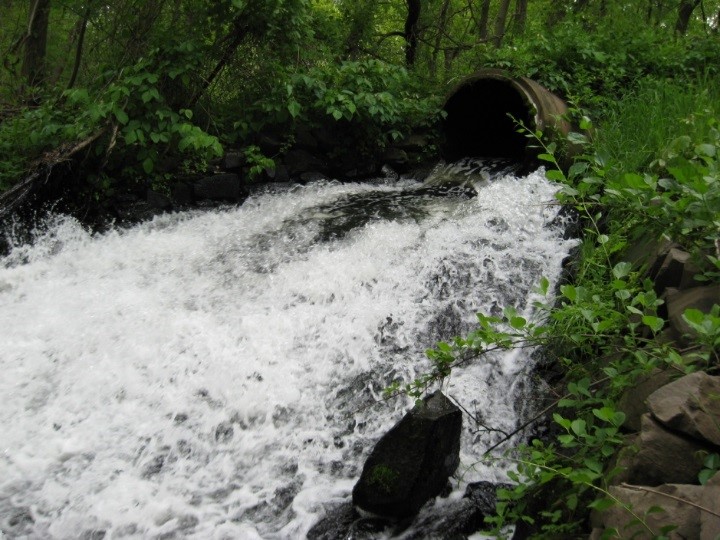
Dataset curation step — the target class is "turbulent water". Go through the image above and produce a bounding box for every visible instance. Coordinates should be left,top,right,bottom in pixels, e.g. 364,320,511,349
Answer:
0,161,575,539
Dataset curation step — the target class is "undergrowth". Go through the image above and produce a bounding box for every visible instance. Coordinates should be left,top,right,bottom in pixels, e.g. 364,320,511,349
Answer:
400,76,720,538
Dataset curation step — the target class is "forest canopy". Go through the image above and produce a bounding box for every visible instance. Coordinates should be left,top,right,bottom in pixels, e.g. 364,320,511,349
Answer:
0,0,719,198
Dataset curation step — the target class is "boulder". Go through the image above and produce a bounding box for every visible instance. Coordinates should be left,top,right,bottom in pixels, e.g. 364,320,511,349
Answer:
283,149,326,177
146,189,172,211
589,480,720,539
294,126,319,151
664,285,720,342
647,371,720,447
381,148,410,172
617,369,675,432
352,391,462,519
653,247,696,294
395,134,430,153
306,502,389,540
624,414,709,486
403,481,511,539
222,151,244,171
170,181,195,206
193,173,243,201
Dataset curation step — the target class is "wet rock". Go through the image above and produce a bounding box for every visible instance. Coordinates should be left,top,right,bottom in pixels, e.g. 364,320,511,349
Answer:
267,162,289,183
403,481,511,539
395,134,430,153
300,171,330,183
193,173,243,201
147,189,172,211
647,371,720,446
284,149,326,177
306,502,390,540
222,151,244,171
352,391,462,519
170,181,194,206
381,148,410,172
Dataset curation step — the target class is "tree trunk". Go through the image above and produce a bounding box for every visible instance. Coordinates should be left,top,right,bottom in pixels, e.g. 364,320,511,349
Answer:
21,0,51,88
493,0,512,47
430,0,451,79
478,0,491,40
512,0,528,36
188,18,247,108
67,7,90,90
676,0,701,34
404,0,421,67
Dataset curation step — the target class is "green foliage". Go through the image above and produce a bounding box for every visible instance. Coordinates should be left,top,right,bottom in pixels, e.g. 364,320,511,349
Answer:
0,40,223,197
243,59,442,154
699,453,720,485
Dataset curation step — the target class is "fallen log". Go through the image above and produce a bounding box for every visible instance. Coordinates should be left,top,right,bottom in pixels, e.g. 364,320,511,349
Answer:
0,126,107,219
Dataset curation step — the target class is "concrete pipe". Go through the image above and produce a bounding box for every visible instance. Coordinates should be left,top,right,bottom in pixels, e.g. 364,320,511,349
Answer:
441,69,572,167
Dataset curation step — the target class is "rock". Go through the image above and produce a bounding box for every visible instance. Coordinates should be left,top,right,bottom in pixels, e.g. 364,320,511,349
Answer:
352,391,462,519
222,151,244,171
589,481,720,540
624,414,709,486
402,481,511,539
300,172,330,183
647,371,720,447
266,162,289,183
653,247,701,294
395,134,430,153
294,126,318,151
283,149,326,177
170,181,195,206
664,285,720,342
621,238,676,276
306,502,389,540
193,173,243,201
146,189,172,211
381,148,410,171
257,133,284,155
617,369,675,432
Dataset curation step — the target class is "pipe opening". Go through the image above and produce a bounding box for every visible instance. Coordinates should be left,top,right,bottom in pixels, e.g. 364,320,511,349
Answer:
441,78,534,162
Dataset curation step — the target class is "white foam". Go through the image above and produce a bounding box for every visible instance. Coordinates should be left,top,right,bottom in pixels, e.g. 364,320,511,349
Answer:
0,172,575,538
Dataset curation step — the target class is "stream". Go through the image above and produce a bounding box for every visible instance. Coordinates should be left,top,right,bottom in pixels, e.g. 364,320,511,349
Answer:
0,160,576,539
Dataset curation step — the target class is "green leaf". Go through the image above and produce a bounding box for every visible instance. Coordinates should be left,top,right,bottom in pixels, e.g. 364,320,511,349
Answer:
142,157,154,174
545,169,565,181
538,153,556,163
683,308,705,326
642,315,664,333
699,468,716,485
612,262,632,279
510,316,527,330
113,108,129,125
288,100,301,118
588,497,616,511
571,419,586,436
695,143,716,157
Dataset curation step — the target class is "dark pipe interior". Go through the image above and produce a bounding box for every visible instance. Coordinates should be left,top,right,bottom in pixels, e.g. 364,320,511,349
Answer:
442,79,533,162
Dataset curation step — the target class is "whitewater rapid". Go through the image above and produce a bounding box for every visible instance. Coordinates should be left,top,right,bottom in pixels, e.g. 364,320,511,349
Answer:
0,169,574,538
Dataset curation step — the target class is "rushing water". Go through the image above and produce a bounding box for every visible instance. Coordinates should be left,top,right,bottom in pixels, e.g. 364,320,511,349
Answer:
0,162,575,539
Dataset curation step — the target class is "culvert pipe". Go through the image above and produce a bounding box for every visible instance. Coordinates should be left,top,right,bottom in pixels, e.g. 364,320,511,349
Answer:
441,69,572,166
